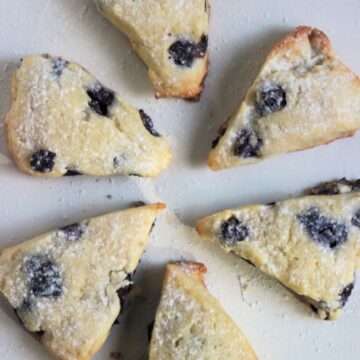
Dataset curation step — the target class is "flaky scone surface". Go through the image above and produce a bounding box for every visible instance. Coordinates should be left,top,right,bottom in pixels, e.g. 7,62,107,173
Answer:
5,55,172,178
93,0,210,99
149,261,258,360
210,26,360,170
196,181,360,320
0,203,165,360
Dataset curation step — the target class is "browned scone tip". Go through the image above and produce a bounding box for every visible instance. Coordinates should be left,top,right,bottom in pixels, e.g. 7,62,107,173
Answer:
169,261,208,284
269,26,333,59
152,202,167,211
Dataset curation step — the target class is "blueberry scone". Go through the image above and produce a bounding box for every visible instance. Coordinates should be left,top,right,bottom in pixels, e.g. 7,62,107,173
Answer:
149,262,258,360
0,203,165,360
209,26,360,170
92,0,210,100
5,55,172,178
196,180,360,320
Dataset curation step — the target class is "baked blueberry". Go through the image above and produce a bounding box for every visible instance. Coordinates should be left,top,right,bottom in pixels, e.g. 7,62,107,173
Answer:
195,35,208,58
351,180,360,193
256,85,287,116
87,84,115,117
19,298,33,312
169,35,208,67
220,216,249,245
351,209,360,228
308,178,360,195
25,256,63,298
233,129,262,158
58,223,85,242
0,204,163,359
169,39,196,67
339,282,354,307
297,207,347,249
52,58,69,77
30,149,56,173
117,273,133,312
139,110,160,137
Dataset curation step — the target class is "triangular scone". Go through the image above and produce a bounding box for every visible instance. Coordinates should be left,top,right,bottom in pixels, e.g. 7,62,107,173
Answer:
93,0,210,99
0,203,165,360
209,26,360,170
5,55,172,178
149,262,258,360
196,180,360,320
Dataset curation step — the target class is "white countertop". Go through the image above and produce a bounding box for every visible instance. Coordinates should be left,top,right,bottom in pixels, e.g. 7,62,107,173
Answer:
1,1,360,359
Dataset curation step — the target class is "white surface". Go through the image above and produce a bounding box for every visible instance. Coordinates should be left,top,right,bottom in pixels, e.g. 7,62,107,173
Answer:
1,0,360,359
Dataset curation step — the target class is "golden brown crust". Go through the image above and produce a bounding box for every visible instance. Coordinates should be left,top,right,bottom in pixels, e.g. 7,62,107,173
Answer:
150,261,259,359
0,203,166,360
168,261,207,285
196,194,359,320
195,219,210,240
268,26,333,60
94,0,210,100
208,131,356,171
5,55,172,178
208,26,360,171
154,54,210,100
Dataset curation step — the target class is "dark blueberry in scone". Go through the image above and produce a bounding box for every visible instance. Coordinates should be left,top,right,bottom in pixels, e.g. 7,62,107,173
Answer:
169,35,208,67
308,178,360,195
194,35,208,58
196,185,360,320
139,110,160,137
256,85,287,116
30,149,56,173
117,273,133,312
351,209,360,227
20,298,33,311
169,39,197,67
297,207,347,249
87,83,115,117
351,180,360,193
0,204,165,359
220,216,249,245
6,55,172,178
25,255,63,298
233,129,262,158
58,223,85,242
52,58,69,77
339,282,354,307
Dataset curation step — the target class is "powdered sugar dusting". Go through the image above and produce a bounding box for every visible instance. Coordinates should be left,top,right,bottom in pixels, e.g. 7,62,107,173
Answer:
0,205,161,359
6,55,171,177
